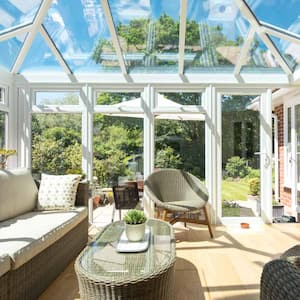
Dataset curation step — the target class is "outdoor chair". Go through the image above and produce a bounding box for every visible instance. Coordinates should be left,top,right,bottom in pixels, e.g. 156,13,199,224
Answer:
144,169,213,238
112,182,140,222
260,245,300,300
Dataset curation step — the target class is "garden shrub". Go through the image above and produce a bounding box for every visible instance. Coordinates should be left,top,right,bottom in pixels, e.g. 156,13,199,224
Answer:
249,178,260,195
246,167,260,179
225,156,249,178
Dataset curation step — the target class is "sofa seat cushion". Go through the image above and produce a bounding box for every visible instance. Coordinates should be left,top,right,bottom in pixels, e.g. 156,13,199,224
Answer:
0,254,11,277
0,207,87,269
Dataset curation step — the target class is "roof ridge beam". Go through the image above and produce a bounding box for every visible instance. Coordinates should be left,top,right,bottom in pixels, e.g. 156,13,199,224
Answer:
11,0,53,74
101,0,127,75
40,24,72,74
234,0,292,76
178,0,187,75
234,27,255,76
0,23,32,42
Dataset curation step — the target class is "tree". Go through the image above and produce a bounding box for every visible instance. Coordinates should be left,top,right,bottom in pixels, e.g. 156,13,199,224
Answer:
31,114,82,176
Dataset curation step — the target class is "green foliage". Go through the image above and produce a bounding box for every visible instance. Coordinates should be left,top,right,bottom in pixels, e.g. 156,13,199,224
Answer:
155,14,179,47
92,39,114,64
117,19,149,49
249,178,260,196
31,114,82,175
225,156,249,178
155,146,183,169
123,209,147,224
246,167,260,179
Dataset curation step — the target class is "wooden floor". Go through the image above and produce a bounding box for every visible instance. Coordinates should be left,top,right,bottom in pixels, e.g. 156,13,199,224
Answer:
39,221,300,300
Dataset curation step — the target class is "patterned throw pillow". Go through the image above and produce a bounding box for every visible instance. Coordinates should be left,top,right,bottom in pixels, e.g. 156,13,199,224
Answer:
37,174,81,210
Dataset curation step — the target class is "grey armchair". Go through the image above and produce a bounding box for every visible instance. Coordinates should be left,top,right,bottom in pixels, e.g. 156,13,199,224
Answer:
260,245,300,300
144,169,213,238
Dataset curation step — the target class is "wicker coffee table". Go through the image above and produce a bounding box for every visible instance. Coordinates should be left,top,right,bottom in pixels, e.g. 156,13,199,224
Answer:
75,219,176,300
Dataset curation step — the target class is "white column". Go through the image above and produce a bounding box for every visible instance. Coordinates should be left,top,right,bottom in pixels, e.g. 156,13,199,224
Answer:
260,89,273,223
7,77,18,168
143,85,155,217
81,85,94,224
81,85,93,181
17,85,31,168
204,85,219,224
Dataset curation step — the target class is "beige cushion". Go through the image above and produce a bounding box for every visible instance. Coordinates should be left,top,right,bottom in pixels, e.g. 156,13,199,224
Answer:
37,174,81,210
0,169,38,222
0,207,87,269
0,254,11,277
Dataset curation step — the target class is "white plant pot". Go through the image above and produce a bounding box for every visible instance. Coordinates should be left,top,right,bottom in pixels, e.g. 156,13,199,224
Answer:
125,223,146,242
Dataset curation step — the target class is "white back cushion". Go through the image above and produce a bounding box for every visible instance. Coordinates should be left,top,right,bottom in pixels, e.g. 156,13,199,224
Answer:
0,169,38,222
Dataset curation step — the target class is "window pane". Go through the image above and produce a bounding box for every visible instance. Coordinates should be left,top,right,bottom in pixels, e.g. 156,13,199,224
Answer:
31,114,82,176
95,92,140,105
222,95,260,217
245,0,300,34
0,87,4,104
185,0,249,71
21,32,62,73
35,91,80,105
154,119,205,179
93,113,143,188
109,0,180,73
44,0,121,73
0,33,27,71
0,111,6,148
0,1,42,33
158,92,202,105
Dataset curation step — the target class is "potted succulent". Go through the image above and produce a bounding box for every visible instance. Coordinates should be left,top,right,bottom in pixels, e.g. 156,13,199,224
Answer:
123,209,147,242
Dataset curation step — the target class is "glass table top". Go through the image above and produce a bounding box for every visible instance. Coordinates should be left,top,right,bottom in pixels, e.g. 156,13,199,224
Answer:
78,219,176,284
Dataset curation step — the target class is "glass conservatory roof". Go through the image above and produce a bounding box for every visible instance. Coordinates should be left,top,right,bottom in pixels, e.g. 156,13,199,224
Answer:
0,0,300,81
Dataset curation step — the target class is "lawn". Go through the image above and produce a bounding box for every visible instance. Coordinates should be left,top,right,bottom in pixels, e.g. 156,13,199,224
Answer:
222,180,249,201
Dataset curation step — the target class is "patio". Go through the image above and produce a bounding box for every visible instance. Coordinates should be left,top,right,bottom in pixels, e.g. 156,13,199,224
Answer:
38,204,300,300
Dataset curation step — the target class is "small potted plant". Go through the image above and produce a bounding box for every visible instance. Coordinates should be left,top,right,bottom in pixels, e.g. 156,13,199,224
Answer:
123,209,147,242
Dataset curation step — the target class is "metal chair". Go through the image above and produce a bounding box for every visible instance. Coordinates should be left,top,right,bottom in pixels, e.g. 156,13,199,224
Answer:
112,182,140,222
144,168,213,238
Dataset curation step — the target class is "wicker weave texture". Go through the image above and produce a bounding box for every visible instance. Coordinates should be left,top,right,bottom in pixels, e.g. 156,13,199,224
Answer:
260,258,300,300
75,219,176,300
144,169,208,212
77,263,174,300
6,217,88,300
0,273,8,300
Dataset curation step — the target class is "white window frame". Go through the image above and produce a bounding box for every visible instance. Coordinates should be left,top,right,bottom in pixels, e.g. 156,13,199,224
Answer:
30,87,85,171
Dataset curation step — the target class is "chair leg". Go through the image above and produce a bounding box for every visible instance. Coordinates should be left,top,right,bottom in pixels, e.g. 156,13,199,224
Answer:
111,204,115,223
183,212,187,227
119,209,122,220
162,209,167,221
203,206,213,238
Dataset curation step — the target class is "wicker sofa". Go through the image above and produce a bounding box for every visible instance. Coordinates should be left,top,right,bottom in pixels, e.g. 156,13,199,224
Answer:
0,169,89,300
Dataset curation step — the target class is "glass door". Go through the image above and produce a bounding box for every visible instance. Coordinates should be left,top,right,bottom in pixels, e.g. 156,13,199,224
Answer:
221,95,260,217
